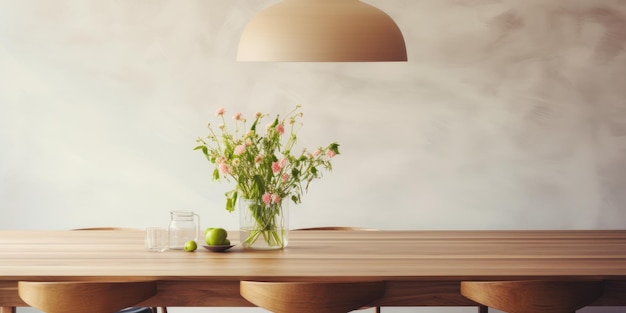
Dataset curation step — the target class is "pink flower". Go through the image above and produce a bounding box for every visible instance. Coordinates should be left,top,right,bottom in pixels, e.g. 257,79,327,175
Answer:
276,123,285,135
271,193,282,204
279,158,288,167
234,144,246,155
262,193,272,206
254,155,264,163
281,173,289,183
218,162,230,174
233,112,242,120
272,161,282,174
216,107,225,116
312,149,322,157
326,150,336,158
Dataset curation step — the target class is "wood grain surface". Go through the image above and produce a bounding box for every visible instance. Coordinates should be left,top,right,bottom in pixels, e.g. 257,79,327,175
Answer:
1,230,625,307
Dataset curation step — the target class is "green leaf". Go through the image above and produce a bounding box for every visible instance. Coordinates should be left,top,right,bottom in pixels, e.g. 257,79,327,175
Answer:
225,190,238,212
226,197,235,212
291,168,300,179
251,118,258,131
253,175,266,194
329,142,340,154
291,194,301,204
212,168,220,180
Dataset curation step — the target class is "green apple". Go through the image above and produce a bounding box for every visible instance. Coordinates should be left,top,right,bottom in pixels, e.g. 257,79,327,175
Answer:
204,227,214,237
184,240,197,252
205,228,228,246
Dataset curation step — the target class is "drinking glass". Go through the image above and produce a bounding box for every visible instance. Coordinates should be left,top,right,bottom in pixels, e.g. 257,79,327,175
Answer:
145,227,168,252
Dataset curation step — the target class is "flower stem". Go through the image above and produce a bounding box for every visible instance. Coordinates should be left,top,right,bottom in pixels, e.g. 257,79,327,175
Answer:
241,199,286,248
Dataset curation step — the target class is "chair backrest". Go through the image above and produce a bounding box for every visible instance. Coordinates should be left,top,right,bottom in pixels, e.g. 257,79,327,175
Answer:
460,280,604,313
18,281,157,313
240,281,385,313
73,227,136,231
292,226,382,313
294,226,377,231
69,227,165,313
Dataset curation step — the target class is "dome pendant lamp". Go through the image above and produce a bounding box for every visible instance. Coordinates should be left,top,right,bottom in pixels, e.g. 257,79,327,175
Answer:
237,0,407,62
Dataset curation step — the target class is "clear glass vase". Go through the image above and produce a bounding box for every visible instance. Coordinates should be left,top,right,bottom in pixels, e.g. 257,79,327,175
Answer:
238,197,289,250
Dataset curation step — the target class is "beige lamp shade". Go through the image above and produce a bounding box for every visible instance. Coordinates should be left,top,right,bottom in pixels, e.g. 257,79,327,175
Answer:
237,0,407,62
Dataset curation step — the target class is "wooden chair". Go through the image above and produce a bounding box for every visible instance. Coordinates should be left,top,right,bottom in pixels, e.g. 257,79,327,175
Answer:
73,227,136,231
294,226,378,231
294,226,381,312
18,281,157,313
241,281,385,313
294,227,488,313
72,227,166,313
460,280,604,313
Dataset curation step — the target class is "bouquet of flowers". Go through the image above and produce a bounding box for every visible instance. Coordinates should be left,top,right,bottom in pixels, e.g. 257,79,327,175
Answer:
195,105,339,248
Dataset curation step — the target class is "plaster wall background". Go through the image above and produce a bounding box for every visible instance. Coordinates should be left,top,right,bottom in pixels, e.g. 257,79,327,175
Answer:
1,1,625,312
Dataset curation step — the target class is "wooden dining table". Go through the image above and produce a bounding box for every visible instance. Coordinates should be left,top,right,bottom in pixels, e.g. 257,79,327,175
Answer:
1,229,626,310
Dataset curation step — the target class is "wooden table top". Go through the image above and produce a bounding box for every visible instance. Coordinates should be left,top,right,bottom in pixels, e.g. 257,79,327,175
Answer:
1,229,626,307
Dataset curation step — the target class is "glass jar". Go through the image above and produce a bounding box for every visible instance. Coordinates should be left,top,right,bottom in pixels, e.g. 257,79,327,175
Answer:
168,210,200,249
239,197,289,250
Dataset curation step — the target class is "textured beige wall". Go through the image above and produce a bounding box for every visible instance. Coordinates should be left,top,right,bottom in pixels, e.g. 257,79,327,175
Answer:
1,2,626,313
1,0,625,233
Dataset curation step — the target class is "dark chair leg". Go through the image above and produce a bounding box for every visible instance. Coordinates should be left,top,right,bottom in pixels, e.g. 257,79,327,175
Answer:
478,305,488,313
